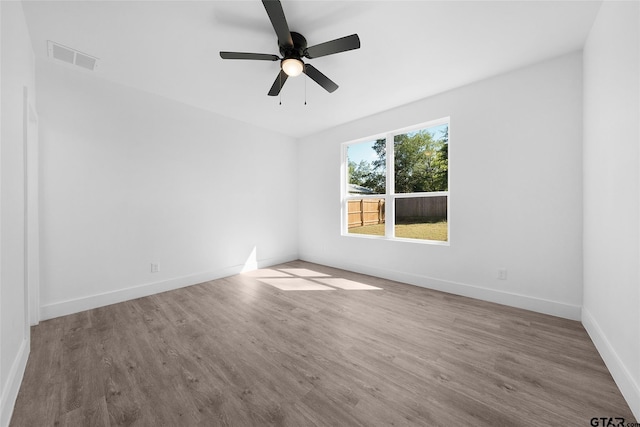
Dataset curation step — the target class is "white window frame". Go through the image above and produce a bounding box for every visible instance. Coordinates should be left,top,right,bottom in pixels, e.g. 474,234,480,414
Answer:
341,117,450,245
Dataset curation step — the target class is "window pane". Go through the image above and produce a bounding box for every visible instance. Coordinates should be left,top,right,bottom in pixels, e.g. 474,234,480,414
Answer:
395,196,448,241
346,140,386,195
348,198,385,236
393,124,448,194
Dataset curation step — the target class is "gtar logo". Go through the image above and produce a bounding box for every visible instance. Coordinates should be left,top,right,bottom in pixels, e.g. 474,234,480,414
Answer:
590,418,625,427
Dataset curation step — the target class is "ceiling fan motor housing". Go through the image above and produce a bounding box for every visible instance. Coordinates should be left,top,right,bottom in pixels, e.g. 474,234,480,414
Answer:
280,32,308,59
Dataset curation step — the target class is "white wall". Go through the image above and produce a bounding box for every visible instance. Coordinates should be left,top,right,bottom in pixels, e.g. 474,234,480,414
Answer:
37,60,298,319
0,2,35,426
582,0,640,419
298,53,584,320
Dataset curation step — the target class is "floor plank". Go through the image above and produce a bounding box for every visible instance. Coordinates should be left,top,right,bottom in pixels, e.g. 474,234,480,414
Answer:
10,260,636,426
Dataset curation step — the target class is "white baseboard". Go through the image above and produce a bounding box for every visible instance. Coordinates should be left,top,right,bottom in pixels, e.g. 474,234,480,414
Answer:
0,337,29,427
300,255,582,320
40,254,297,321
582,308,640,421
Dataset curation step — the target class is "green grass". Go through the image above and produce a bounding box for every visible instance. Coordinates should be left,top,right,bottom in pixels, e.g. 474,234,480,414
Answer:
349,219,448,241
348,224,386,237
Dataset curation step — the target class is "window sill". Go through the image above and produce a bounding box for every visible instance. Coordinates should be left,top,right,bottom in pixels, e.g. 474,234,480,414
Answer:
341,232,450,246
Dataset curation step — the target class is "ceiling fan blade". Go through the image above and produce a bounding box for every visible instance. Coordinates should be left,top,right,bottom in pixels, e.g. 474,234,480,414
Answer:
304,64,338,93
220,52,280,61
305,34,360,59
268,70,289,96
262,0,293,47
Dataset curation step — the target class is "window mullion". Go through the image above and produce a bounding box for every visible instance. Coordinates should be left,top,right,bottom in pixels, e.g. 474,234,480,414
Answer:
385,133,395,238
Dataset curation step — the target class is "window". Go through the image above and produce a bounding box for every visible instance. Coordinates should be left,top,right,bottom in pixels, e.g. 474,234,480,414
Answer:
343,118,449,243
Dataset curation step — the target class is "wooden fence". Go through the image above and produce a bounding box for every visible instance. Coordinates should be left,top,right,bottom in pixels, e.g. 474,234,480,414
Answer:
348,196,447,228
348,199,385,228
395,195,447,219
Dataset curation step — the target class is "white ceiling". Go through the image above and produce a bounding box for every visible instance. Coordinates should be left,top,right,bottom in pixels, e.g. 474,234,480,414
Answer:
22,0,602,138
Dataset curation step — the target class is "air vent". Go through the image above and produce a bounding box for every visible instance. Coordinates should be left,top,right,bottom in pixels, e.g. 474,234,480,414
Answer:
47,41,98,71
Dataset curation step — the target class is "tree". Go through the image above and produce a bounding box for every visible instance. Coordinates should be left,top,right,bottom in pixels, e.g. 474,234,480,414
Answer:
431,127,448,191
393,128,448,193
348,139,386,193
348,160,370,186
366,138,386,193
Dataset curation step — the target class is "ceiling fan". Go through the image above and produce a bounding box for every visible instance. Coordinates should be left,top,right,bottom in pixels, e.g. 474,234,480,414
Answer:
220,0,360,96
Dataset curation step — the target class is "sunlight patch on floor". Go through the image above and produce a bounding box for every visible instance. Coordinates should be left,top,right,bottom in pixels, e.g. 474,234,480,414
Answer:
314,278,382,290
242,269,292,278
258,278,335,291
278,268,330,277
248,267,384,292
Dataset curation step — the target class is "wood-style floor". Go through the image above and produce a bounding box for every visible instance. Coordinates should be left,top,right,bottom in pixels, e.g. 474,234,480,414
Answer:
11,261,636,426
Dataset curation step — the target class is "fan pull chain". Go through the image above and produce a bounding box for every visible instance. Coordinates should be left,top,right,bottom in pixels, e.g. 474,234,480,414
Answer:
279,72,282,105
304,74,307,105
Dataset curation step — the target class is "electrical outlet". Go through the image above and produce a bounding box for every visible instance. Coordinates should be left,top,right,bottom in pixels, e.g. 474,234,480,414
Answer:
498,268,507,280
151,263,159,273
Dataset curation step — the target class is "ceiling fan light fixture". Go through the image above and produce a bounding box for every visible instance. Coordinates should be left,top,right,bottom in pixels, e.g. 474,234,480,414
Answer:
282,58,304,77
